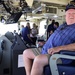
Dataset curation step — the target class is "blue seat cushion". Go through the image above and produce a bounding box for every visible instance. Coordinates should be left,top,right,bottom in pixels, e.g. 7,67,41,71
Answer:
58,65,75,75
44,65,51,75
44,64,75,75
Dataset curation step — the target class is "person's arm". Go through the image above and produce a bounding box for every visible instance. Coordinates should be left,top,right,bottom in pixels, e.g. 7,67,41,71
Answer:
48,43,75,55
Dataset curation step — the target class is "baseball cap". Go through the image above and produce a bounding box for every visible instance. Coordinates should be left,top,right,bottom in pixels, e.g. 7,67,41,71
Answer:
65,4,75,11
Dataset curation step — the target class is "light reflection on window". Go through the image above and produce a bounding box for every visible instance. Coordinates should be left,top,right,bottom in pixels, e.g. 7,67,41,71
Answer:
0,22,18,35
39,20,46,36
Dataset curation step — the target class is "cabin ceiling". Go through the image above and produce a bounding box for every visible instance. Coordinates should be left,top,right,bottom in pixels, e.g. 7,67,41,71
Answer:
0,0,72,22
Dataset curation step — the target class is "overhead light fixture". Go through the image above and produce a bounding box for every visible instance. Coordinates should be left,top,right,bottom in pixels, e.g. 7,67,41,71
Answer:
32,3,45,14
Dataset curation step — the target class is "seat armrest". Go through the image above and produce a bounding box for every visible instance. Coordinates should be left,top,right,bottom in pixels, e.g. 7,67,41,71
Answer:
59,50,75,56
49,54,75,75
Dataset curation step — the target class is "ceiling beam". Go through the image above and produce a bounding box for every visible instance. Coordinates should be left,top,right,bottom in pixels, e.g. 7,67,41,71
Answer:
26,0,34,7
34,0,71,5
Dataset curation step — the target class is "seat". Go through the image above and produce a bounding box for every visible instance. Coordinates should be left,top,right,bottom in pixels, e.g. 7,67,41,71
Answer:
0,35,13,75
48,51,75,75
11,33,36,75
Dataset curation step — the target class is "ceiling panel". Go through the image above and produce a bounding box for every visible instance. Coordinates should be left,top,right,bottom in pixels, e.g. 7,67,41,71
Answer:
34,0,71,5
0,0,73,23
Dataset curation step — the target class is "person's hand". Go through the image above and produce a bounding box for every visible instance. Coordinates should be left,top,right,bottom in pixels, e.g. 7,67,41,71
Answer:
38,42,45,47
48,46,62,55
50,30,53,35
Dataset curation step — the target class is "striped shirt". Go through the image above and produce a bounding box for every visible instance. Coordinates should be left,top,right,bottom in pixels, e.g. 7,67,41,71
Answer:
41,23,75,54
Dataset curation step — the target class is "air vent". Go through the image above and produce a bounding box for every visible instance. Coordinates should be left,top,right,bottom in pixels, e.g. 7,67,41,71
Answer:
45,6,57,14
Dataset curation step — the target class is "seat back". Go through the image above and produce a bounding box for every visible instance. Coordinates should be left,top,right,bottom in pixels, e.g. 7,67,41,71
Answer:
0,35,12,75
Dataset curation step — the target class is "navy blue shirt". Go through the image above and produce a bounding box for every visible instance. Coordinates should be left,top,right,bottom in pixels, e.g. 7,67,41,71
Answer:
41,23,75,64
22,26,30,40
47,24,55,32
22,26,33,44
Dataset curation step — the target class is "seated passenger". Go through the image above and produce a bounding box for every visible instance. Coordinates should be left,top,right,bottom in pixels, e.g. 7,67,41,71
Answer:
23,4,75,75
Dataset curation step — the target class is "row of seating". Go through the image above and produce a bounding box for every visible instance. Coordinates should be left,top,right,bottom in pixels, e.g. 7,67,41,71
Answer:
45,51,75,75
0,32,75,75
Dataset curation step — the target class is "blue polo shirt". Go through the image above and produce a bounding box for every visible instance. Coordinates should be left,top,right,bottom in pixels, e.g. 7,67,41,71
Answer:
41,23,75,64
22,26,32,44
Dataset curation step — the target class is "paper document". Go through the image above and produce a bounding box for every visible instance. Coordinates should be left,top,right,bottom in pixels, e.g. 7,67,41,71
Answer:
18,54,24,68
